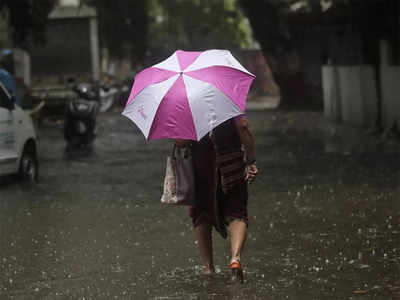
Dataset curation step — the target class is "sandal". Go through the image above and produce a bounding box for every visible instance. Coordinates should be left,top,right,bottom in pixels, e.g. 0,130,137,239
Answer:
230,261,244,283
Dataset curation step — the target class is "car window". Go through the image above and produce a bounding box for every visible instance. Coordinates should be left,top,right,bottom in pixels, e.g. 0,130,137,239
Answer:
0,82,12,108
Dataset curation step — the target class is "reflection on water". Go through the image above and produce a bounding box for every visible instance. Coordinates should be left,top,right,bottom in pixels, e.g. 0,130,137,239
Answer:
0,111,399,299
154,265,275,300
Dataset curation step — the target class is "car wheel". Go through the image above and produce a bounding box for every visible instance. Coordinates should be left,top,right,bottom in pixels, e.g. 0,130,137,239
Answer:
19,146,39,182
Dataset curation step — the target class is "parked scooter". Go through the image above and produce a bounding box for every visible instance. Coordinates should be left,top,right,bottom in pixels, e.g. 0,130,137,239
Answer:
64,83,99,152
99,84,118,112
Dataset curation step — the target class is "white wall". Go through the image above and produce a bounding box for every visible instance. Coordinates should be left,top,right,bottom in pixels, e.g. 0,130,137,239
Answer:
380,40,400,131
59,0,79,6
381,66,400,130
361,68,379,128
322,65,378,128
13,48,30,86
323,40,399,131
322,66,341,122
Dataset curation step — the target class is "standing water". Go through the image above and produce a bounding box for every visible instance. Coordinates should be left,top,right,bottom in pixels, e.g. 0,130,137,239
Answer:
0,110,399,299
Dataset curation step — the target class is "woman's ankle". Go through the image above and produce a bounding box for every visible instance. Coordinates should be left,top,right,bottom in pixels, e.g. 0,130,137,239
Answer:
204,265,215,274
230,257,241,265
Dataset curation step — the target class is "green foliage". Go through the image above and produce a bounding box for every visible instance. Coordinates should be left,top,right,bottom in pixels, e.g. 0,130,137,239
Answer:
239,0,393,58
239,0,289,57
86,0,148,61
148,0,252,58
0,0,55,49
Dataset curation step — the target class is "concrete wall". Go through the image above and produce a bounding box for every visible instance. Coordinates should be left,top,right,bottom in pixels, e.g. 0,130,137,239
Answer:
30,5,99,86
30,18,92,85
380,40,400,130
381,66,400,130
13,49,31,86
322,66,341,122
322,65,378,128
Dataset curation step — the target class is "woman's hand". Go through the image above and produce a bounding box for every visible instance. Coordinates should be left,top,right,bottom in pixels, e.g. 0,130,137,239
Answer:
245,163,258,183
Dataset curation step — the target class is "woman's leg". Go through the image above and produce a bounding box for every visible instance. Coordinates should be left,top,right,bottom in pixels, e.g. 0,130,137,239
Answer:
228,219,247,283
194,221,215,273
229,219,247,263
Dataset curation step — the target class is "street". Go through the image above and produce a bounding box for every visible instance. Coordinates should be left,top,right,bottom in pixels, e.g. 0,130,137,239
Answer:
0,109,399,300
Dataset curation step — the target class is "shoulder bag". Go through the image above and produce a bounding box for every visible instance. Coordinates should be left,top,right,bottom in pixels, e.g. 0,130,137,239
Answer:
160,144,195,205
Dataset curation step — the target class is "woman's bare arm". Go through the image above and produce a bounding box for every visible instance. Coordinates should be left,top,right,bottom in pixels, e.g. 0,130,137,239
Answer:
234,116,258,183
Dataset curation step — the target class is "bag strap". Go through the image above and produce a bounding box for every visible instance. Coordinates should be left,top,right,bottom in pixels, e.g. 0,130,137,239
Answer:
172,142,192,159
172,143,177,159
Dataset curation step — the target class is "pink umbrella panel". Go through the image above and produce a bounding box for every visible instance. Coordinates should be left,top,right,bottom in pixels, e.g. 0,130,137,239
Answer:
122,49,255,141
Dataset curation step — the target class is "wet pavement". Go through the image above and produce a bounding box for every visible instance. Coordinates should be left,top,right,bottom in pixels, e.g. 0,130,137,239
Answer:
0,109,399,300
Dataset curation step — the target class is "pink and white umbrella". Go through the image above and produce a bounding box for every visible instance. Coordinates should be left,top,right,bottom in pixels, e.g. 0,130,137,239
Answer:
122,49,255,141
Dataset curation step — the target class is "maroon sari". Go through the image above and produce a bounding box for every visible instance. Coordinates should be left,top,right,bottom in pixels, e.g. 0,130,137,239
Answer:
189,118,248,238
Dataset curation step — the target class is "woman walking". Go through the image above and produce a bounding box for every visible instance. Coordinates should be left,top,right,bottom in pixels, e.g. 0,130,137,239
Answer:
175,115,257,283
121,49,257,282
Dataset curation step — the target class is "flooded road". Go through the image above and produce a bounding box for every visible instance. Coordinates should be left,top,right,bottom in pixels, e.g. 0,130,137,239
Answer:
0,110,399,299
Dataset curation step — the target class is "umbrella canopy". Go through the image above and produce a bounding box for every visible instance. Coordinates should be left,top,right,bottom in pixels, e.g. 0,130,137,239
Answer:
122,49,255,141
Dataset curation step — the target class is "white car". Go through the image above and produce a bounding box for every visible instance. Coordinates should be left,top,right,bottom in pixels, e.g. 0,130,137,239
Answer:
0,82,38,181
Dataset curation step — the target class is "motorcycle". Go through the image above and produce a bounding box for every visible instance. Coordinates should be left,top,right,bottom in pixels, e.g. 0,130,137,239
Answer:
99,84,119,113
64,83,99,151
